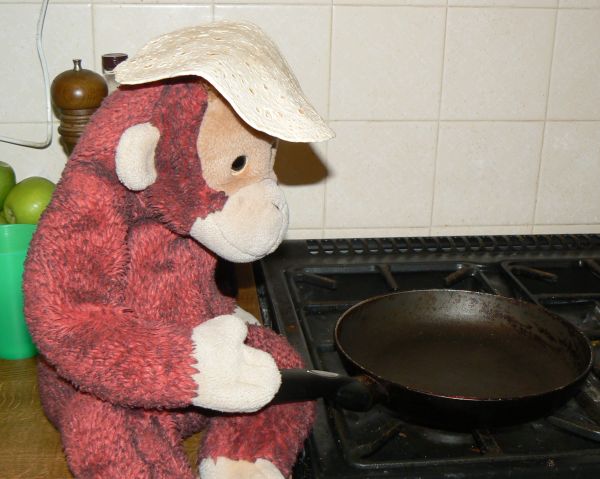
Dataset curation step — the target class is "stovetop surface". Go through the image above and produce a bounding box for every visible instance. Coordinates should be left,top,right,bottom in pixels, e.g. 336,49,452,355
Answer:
255,235,600,478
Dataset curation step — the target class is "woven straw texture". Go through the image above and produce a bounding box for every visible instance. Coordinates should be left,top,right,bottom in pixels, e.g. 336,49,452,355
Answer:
115,21,334,143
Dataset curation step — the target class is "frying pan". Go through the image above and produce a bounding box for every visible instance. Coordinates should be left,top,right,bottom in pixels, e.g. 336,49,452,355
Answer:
273,290,593,429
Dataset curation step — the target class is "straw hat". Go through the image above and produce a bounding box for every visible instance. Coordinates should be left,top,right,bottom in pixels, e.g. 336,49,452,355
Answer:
115,21,334,143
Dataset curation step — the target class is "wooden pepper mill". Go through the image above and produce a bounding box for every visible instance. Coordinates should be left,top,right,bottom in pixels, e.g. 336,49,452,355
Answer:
51,59,108,155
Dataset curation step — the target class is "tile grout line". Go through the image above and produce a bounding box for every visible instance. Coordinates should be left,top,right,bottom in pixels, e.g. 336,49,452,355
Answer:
321,0,334,238
91,3,97,72
531,5,559,231
428,4,449,236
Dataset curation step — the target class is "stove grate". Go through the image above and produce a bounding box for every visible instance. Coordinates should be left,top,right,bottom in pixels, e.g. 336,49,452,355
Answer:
306,235,600,256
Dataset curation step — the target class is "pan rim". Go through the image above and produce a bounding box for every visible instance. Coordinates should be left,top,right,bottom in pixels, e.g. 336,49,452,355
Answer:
334,288,593,403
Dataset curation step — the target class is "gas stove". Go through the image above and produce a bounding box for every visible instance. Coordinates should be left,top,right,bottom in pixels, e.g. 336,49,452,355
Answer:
255,235,600,478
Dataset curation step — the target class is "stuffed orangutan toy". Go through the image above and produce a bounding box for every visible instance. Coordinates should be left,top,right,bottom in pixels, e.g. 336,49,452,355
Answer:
23,22,333,479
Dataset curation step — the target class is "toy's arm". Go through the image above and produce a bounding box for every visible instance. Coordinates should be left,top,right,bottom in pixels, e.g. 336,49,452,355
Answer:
24,164,279,411
24,165,198,408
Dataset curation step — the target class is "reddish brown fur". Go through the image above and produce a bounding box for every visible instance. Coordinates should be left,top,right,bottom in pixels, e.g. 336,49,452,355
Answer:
23,78,315,478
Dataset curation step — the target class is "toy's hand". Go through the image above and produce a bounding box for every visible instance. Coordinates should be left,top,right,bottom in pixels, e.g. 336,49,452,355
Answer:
191,315,280,413
200,457,284,479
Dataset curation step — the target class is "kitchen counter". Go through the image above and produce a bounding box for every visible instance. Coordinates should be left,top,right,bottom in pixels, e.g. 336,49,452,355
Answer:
0,264,260,479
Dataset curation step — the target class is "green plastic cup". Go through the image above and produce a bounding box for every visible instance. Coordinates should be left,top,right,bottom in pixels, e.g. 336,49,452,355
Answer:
0,224,37,359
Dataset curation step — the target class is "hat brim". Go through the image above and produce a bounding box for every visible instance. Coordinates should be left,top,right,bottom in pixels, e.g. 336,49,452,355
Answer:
115,21,334,143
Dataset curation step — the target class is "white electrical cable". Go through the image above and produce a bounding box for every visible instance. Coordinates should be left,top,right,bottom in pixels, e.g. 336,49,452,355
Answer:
0,0,52,149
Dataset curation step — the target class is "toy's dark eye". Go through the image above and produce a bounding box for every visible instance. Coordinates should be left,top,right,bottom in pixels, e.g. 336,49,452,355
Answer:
231,155,247,173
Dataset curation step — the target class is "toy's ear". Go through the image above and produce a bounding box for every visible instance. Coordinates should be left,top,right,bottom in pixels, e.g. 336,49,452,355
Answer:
115,122,160,191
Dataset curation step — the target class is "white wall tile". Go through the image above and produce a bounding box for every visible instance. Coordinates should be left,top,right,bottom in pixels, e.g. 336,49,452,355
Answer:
0,0,90,3
441,8,555,120
275,141,328,230
449,0,557,6
214,5,331,119
0,123,68,183
547,10,600,120
533,224,600,234
559,0,600,7
330,6,446,120
220,0,328,4
0,3,41,123
535,122,600,224
1,1,599,235
0,3,93,123
433,122,544,226
99,0,208,3
325,121,437,228
431,225,533,236
93,4,212,70
323,227,431,238
334,0,445,5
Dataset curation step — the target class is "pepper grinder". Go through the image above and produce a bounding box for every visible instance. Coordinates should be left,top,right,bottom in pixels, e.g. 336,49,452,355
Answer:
51,59,108,155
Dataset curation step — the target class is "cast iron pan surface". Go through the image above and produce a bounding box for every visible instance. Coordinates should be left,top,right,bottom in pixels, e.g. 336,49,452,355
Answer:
333,290,593,428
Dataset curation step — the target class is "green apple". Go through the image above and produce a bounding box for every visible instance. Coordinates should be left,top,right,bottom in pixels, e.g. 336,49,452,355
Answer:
0,211,7,224
0,161,16,210
3,176,55,224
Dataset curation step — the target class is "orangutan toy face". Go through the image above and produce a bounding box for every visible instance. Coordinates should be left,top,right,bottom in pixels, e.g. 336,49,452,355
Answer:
190,91,288,262
114,82,288,263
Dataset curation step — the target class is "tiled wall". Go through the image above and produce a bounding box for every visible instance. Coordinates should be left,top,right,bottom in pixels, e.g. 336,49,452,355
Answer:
1,0,599,240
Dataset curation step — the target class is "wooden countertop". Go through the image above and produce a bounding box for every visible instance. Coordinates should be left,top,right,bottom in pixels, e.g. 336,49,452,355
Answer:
0,264,260,479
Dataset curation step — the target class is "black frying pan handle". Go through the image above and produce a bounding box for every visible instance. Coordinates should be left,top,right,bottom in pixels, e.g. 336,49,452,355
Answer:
272,369,386,411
